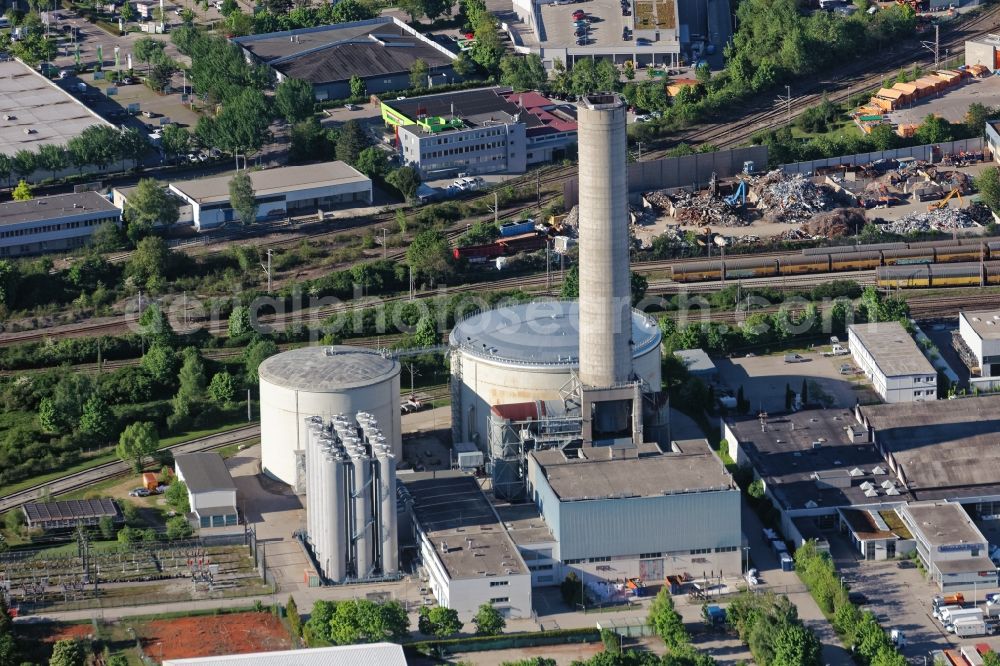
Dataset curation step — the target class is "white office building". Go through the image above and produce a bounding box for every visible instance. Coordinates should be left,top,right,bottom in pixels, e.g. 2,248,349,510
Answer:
958,310,1000,390
898,501,997,591
0,192,120,257
848,322,937,403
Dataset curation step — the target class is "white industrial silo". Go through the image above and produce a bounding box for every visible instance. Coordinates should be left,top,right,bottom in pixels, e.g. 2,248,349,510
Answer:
376,448,398,574
258,346,401,486
350,446,373,578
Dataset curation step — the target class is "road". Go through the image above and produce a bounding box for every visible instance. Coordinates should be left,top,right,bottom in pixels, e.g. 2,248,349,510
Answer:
0,424,260,514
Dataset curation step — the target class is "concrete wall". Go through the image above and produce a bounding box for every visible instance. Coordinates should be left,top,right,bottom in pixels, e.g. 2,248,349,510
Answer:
259,376,401,486
966,40,997,70
563,146,767,208
782,138,986,175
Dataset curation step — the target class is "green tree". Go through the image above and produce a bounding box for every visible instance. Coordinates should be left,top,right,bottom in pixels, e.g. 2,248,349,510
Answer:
327,599,409,644
172,347,206,423
134,36,166,76
407,230,452,286
228,304,254,339
409,58,429,89
244,337,279,383
982,651,1000,666
37,144,67,179
161,125,192,162
126,236,172,291
452,53,476,78
499,53,547,90
418,606,462,638
125,179,179,240
304,600,336,644
117,421,160,472
398,0,424,21
79,394,115,443
470,16,503,72
141,343,179,386
228,171,258,225
966,102,993,137
771,622,821,666
107,656,129,666
49,639,85,666
411,316,438,347
11,179,31,201
355,146,389,180
350,75,367,98
386,166,421,199
98,515,116,540
623,60,635,81
0,153,12,188
12,149,35,180
647,588,688,650
977,167,1000,213
209,371,238,405
275,78,315,123
166,515,193,539
139,303,176,348
335,120,369,165
561,263,579,298
287,595,302,638
165,480,190,513
120,1,135,22
473,602,506,635
214,88,272,160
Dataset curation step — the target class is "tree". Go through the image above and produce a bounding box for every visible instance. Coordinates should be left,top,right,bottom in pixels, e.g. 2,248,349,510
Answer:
79,394,114,443
228,171,258,225
98,515,116,540
214,88,272,161
244,337,279,383
386,166,421,199
409,58,429,89
117,421,160,472
623,60,635,81
134,36,166,76
771,622,821,666
411,316,438,347
983,651,1000,666
141,343,179,386
336,120,369,165
350,75,366,98
0,153,11,188
914,114,954,145
139,303,176,347
12,150,35,181
473,602,506,635
418,606,462,638
398,0,424,21
208,371,238,405
647,588,688,650
120,1,135,22
228,304,254,339
124,179,179,240
220,0,238,14
287,595,302,638
354,146,389,180
977,167,1000,213
275,78,315,123
470,16,503,72
966,102,993,137
166,515,193,539
11,180,31,201
407,230,452,286
127,236,172,291
561,263,579,298
49,639,86,666
165,480,190,513
327,599,409,644
172,347,206,423
499,54,547,91
37,144,67,179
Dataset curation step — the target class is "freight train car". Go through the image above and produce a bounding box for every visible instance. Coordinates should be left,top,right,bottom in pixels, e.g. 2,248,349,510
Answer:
724,257,778,280
453,231,546,262
671,260,724,282
778,254,831,274
829,250,882,271
876,264,931,288
881,247,935,266
876,261,1000,288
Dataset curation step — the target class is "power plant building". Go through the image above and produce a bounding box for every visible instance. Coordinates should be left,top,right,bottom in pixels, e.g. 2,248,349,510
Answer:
258,346,401,488
304,412,398,583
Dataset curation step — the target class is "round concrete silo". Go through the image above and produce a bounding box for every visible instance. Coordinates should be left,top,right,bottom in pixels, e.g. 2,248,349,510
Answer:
258,345,401,486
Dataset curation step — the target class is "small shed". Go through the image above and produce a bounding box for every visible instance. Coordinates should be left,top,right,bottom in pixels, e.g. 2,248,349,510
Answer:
174,452,238,529
141,472,158,491
23,499,123,530
674,349,717,380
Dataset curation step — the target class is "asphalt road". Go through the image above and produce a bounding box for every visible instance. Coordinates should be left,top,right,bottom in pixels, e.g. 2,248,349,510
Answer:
0,423,260,514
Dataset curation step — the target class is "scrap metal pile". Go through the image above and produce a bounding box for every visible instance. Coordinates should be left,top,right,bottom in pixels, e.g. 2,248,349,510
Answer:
662,190,748,227
880,208,980,234
750,170,836,223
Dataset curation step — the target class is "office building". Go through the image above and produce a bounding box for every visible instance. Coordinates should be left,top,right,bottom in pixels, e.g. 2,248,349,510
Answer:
848,322,937,402
0,191,121,257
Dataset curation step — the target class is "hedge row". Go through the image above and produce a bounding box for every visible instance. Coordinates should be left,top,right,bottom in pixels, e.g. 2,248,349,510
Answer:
407,627,601,654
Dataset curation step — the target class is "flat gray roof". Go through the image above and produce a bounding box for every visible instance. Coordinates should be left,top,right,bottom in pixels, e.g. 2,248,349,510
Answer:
0,191,118,227
727,409,904,511
961,310,1000,340
935,556,996,574
175,452,236,494
170,162,370,205
530,439,733,502
402,471,528,579
849,322,935,377
495,503,554,546
233,18,453,85
0,60,111,155
258,345,400,391
900,501,986,548
859,396,1000,499
449,301,661,368
675,348,716,374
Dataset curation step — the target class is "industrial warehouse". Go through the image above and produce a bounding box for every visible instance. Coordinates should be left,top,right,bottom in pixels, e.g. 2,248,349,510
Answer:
0,191,121,257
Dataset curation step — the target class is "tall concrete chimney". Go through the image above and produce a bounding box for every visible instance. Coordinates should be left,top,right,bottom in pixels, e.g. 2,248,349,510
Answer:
576,93,632,388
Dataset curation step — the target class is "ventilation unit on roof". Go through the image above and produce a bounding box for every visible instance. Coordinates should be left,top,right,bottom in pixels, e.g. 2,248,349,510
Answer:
849,467,864,477
864,488,879,498
886,487,900,496
860,481,874,491
805,500,819,509
881,480,895,490
872,465,886,475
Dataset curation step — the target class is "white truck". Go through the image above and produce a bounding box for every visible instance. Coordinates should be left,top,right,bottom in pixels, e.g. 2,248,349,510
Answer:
953,617,989,638
933,604,961,620
943,607,984,628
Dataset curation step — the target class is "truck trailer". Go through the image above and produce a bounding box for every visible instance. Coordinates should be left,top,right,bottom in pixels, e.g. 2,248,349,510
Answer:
953,618,989,638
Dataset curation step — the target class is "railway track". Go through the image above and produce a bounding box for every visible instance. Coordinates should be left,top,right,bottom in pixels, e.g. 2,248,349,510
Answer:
0,424,261,514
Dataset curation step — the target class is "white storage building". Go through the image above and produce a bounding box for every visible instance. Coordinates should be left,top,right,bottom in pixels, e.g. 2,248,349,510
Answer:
173,452,239,529
258,346,401,488
169,162,372,230
959,310,1000,389
0,192,121,257
848,322,937,403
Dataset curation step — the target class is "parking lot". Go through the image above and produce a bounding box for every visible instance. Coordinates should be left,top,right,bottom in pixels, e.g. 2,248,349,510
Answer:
537,0,629,48
714,348,878,413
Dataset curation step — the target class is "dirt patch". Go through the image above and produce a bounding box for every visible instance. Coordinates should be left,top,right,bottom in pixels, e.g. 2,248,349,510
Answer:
18,622,96,644
136,612,291,661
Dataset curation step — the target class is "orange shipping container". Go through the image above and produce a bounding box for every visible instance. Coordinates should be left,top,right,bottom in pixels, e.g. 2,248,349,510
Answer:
913,77,940,97
995,50,1000,71
933,70,961,86
142,472,158,490
893,81,917,96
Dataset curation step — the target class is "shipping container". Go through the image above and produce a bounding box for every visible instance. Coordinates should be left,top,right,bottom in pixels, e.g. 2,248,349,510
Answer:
499,219,536,238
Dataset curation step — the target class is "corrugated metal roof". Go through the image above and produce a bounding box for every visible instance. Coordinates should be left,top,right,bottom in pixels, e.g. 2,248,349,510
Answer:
175,452,236,494
163,643,406,666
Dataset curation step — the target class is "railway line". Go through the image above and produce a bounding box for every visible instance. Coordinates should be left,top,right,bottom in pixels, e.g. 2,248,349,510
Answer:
0,424,261,514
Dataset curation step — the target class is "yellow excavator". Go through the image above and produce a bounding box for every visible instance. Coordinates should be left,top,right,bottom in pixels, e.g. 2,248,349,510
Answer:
927,187,963,212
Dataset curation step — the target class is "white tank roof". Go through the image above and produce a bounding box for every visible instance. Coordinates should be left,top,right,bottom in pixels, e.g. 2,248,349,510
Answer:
258,345,400,391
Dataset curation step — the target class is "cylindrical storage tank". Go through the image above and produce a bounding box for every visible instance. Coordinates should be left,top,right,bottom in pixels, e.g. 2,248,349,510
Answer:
317,446,332,574
576,93,632,387
377,452,398,575
259,346,401,485
321,452,349,582
449,301,661,446
351,452,373,578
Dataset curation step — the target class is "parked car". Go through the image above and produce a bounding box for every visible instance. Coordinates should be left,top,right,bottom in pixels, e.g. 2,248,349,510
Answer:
575,28,587,36
128,488,150,497
344,103,360,111
636,37,651,45
634,114,651,122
